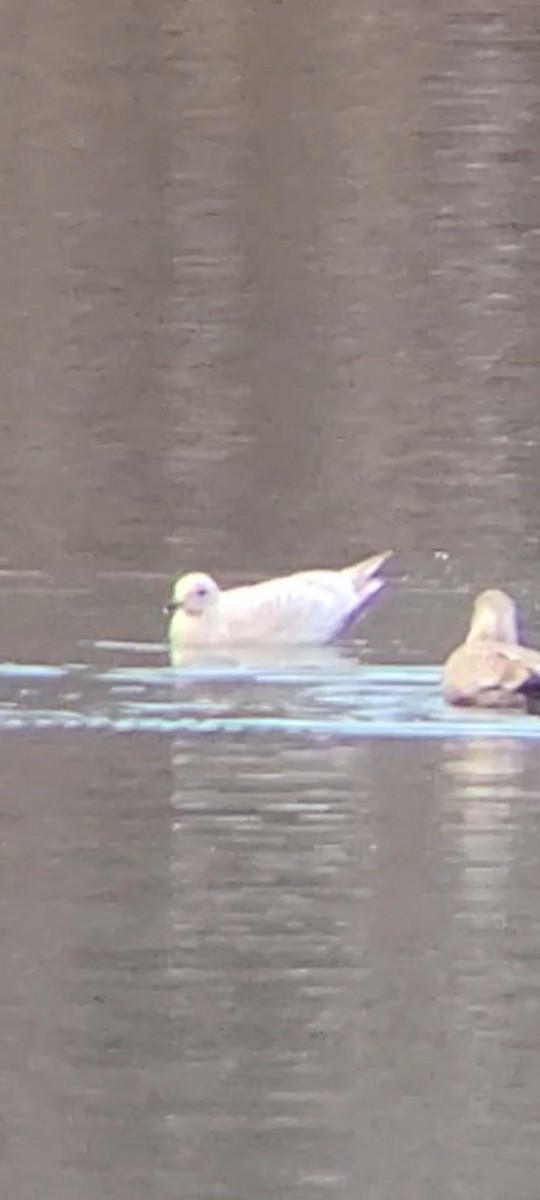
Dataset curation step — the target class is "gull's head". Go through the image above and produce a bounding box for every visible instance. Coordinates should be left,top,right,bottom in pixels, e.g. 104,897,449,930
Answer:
165,572,220,619
467,589,519,644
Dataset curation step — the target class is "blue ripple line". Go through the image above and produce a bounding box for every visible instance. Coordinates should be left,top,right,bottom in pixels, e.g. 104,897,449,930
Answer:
0,663,67,679
1,710,540,740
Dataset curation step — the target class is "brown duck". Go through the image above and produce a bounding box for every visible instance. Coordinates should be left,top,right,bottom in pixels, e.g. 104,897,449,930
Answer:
442,589,540,710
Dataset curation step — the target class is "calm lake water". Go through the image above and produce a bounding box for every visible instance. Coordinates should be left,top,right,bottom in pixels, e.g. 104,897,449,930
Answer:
1,0,540,1197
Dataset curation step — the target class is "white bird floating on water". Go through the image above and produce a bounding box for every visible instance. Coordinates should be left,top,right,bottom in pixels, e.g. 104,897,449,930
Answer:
165,551,392,664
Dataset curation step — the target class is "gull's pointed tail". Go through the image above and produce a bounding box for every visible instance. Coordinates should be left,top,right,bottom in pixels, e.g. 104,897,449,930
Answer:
342,550,393,595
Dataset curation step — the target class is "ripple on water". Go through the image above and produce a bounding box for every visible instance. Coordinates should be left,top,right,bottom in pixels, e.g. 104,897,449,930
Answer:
0,658,539,740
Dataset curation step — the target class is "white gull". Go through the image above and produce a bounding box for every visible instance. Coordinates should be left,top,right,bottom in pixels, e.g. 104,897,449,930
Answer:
166,551,392,664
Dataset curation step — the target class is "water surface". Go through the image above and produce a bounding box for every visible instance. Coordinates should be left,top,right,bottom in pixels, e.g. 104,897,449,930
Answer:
2,0,540,1196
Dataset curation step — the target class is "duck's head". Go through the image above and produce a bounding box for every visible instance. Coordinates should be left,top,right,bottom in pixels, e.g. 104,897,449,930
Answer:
467,589,519,644
165,572,220,619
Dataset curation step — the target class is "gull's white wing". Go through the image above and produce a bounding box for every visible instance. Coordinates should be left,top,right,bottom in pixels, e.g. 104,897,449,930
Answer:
218,570,384,644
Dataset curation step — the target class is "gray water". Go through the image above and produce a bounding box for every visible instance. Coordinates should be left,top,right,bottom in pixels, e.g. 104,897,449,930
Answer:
1,0,540,1197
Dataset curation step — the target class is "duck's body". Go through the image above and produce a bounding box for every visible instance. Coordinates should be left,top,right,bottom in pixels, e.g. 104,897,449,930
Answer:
166,552,391,663
442,589,540,710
